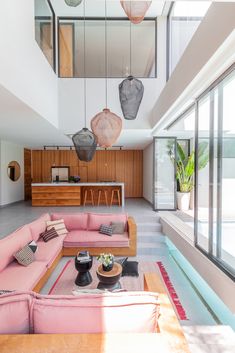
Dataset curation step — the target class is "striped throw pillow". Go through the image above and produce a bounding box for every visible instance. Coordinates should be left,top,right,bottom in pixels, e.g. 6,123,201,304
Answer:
14,245,35,266
99,224,113,236
46,219,68,236
41,227,59,242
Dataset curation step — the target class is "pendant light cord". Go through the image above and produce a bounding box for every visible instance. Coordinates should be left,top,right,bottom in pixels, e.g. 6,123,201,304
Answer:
84,0,87,127
130,2,132,76
105,0,107,108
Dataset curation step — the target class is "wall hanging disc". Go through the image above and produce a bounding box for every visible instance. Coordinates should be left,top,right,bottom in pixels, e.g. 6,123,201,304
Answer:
119,76,144,120
91,109,122,148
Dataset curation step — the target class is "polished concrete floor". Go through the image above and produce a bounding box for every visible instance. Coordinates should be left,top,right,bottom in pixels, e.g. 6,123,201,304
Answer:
1,198,234,352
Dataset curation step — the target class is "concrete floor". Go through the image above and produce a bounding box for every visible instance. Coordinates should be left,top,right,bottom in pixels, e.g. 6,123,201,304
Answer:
1,198,234,352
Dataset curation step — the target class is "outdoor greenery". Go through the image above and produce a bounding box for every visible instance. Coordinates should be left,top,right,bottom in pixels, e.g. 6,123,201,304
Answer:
169,141,209,193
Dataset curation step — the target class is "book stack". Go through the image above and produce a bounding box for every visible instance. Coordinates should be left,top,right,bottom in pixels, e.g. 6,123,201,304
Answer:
76,251,91,263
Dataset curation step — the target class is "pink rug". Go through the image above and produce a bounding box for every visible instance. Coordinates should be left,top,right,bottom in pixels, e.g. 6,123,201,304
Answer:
48,259,188,320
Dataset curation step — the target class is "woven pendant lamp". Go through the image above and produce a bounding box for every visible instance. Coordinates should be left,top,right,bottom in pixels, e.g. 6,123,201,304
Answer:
120,1,152,24
119,75,144,120
72,0,97,162
90,0,122,148
65,0,83,7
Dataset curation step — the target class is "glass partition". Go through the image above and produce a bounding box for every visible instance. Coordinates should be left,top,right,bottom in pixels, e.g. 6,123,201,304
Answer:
34,0,55,71
58,18,156,78
153,137,176,211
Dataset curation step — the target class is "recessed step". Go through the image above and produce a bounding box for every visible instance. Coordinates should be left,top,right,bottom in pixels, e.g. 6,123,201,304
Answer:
133,214,161,222
137,223,162,232
137,234,165,243
183,325,235,345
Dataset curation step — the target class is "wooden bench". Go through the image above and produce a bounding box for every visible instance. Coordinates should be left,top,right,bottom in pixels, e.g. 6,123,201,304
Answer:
0,273,190,353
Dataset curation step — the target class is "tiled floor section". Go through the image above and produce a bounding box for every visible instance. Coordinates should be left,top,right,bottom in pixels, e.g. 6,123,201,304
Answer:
1,198,234,352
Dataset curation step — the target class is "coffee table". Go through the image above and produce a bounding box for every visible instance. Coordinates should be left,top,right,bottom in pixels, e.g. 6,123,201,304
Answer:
96,262,122,291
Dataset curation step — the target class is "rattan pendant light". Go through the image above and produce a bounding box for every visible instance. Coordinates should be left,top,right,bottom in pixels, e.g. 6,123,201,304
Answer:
119,18,144,120
91,0,122,148
65,0,83,7
120,1,152,24
72,0,97,162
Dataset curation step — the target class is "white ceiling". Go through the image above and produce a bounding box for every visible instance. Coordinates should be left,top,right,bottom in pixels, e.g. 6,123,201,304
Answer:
50,0,165,18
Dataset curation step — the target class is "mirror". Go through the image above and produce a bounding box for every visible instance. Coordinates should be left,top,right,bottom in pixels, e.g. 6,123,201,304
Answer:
7,161,21,182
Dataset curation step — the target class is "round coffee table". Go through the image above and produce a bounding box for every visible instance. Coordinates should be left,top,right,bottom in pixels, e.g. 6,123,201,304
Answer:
96,262,122,291
75,256,93,286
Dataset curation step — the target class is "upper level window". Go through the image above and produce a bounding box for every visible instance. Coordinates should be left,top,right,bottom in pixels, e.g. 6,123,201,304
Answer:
34,0,55,71
58,18,156,78
168,1,211,78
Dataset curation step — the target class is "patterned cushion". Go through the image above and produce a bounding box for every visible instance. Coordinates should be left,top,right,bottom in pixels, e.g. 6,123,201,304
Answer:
46,219,68,236
14,245,35,266
40,227,59,242
28,240,38,253
99,224,113,236
111,222,125,234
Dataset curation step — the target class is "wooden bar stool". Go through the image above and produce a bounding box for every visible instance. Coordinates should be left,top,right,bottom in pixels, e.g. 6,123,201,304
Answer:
83,188,94,206
110,189,121,206
97,189,108,206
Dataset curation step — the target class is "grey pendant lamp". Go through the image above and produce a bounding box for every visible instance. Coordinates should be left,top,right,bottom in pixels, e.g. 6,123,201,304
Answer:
72,0,97,162
119,18,144,120
65,0,83,7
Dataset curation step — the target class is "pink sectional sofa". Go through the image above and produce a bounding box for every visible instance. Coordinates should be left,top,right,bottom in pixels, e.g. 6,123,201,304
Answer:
0,290,159,334
0,212,136,292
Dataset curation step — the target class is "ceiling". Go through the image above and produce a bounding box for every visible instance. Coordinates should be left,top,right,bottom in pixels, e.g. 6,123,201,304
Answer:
50,0,165,18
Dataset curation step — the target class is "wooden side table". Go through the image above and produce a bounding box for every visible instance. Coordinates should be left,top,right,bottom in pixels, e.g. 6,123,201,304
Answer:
96,262,122,291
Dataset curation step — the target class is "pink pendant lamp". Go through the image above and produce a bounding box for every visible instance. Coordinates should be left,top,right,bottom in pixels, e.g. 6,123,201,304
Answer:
120,1,152,24
91,0,122,148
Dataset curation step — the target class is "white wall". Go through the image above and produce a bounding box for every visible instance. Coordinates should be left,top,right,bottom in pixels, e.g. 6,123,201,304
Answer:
143,142,153,204
0,141,24,206
0,0,58,127
152,2,235,130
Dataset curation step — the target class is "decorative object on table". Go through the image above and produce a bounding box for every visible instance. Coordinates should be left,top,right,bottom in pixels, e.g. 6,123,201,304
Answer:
96,262,122,290
168,141,209,211
121,260,139,277
120,1,152,24
72,1,97,162
64,0,82,7
28,240,38,253
99,224,113,236
91,0,122,148
119,76,144,120
69,175,81,183
75,251,93,286
97,253,114,272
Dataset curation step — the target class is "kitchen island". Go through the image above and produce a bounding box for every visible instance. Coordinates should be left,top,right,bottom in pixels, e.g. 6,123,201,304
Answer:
31,183,125,207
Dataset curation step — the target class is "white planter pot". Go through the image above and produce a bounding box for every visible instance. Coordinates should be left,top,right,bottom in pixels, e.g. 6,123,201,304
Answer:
177,192,190,211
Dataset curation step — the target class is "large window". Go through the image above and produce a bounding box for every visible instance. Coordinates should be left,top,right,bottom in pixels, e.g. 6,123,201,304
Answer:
34,0,55,71
168,1,211,77
195,66,235,278
58,18,156,78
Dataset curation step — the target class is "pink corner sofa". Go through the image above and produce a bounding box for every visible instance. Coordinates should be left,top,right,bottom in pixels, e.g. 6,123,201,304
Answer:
0,212,136,292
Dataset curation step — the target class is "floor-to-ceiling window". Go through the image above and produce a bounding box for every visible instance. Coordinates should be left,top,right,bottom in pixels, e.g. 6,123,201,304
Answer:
168,1,211,78
195,65,235,278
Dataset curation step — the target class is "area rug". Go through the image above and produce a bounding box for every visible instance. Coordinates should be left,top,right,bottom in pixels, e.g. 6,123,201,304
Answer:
48,259,188,321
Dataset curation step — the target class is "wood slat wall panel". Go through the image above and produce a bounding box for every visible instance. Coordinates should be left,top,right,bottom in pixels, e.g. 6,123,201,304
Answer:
132,150,143,197
96,151,116,182
31,151,42,182
24,149,32,200
41,151,59,182
124,150,134,197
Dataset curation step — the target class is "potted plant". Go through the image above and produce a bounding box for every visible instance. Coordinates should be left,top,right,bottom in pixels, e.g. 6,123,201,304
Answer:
169,141,209,211
97,253,114,272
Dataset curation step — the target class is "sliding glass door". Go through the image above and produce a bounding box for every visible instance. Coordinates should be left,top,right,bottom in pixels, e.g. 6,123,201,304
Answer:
153,137,176,211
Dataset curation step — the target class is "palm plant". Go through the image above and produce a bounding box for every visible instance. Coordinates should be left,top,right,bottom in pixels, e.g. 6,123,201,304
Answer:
169,141,209,193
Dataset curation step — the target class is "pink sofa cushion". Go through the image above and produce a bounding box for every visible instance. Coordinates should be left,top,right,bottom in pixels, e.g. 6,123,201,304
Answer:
33,292,159,334
51,213,88,230
35,238,63,267
88,213,128,231
0,226,33,272
0,261,47,291
63,230,129,248
0,292,31,334
28,213,51,241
